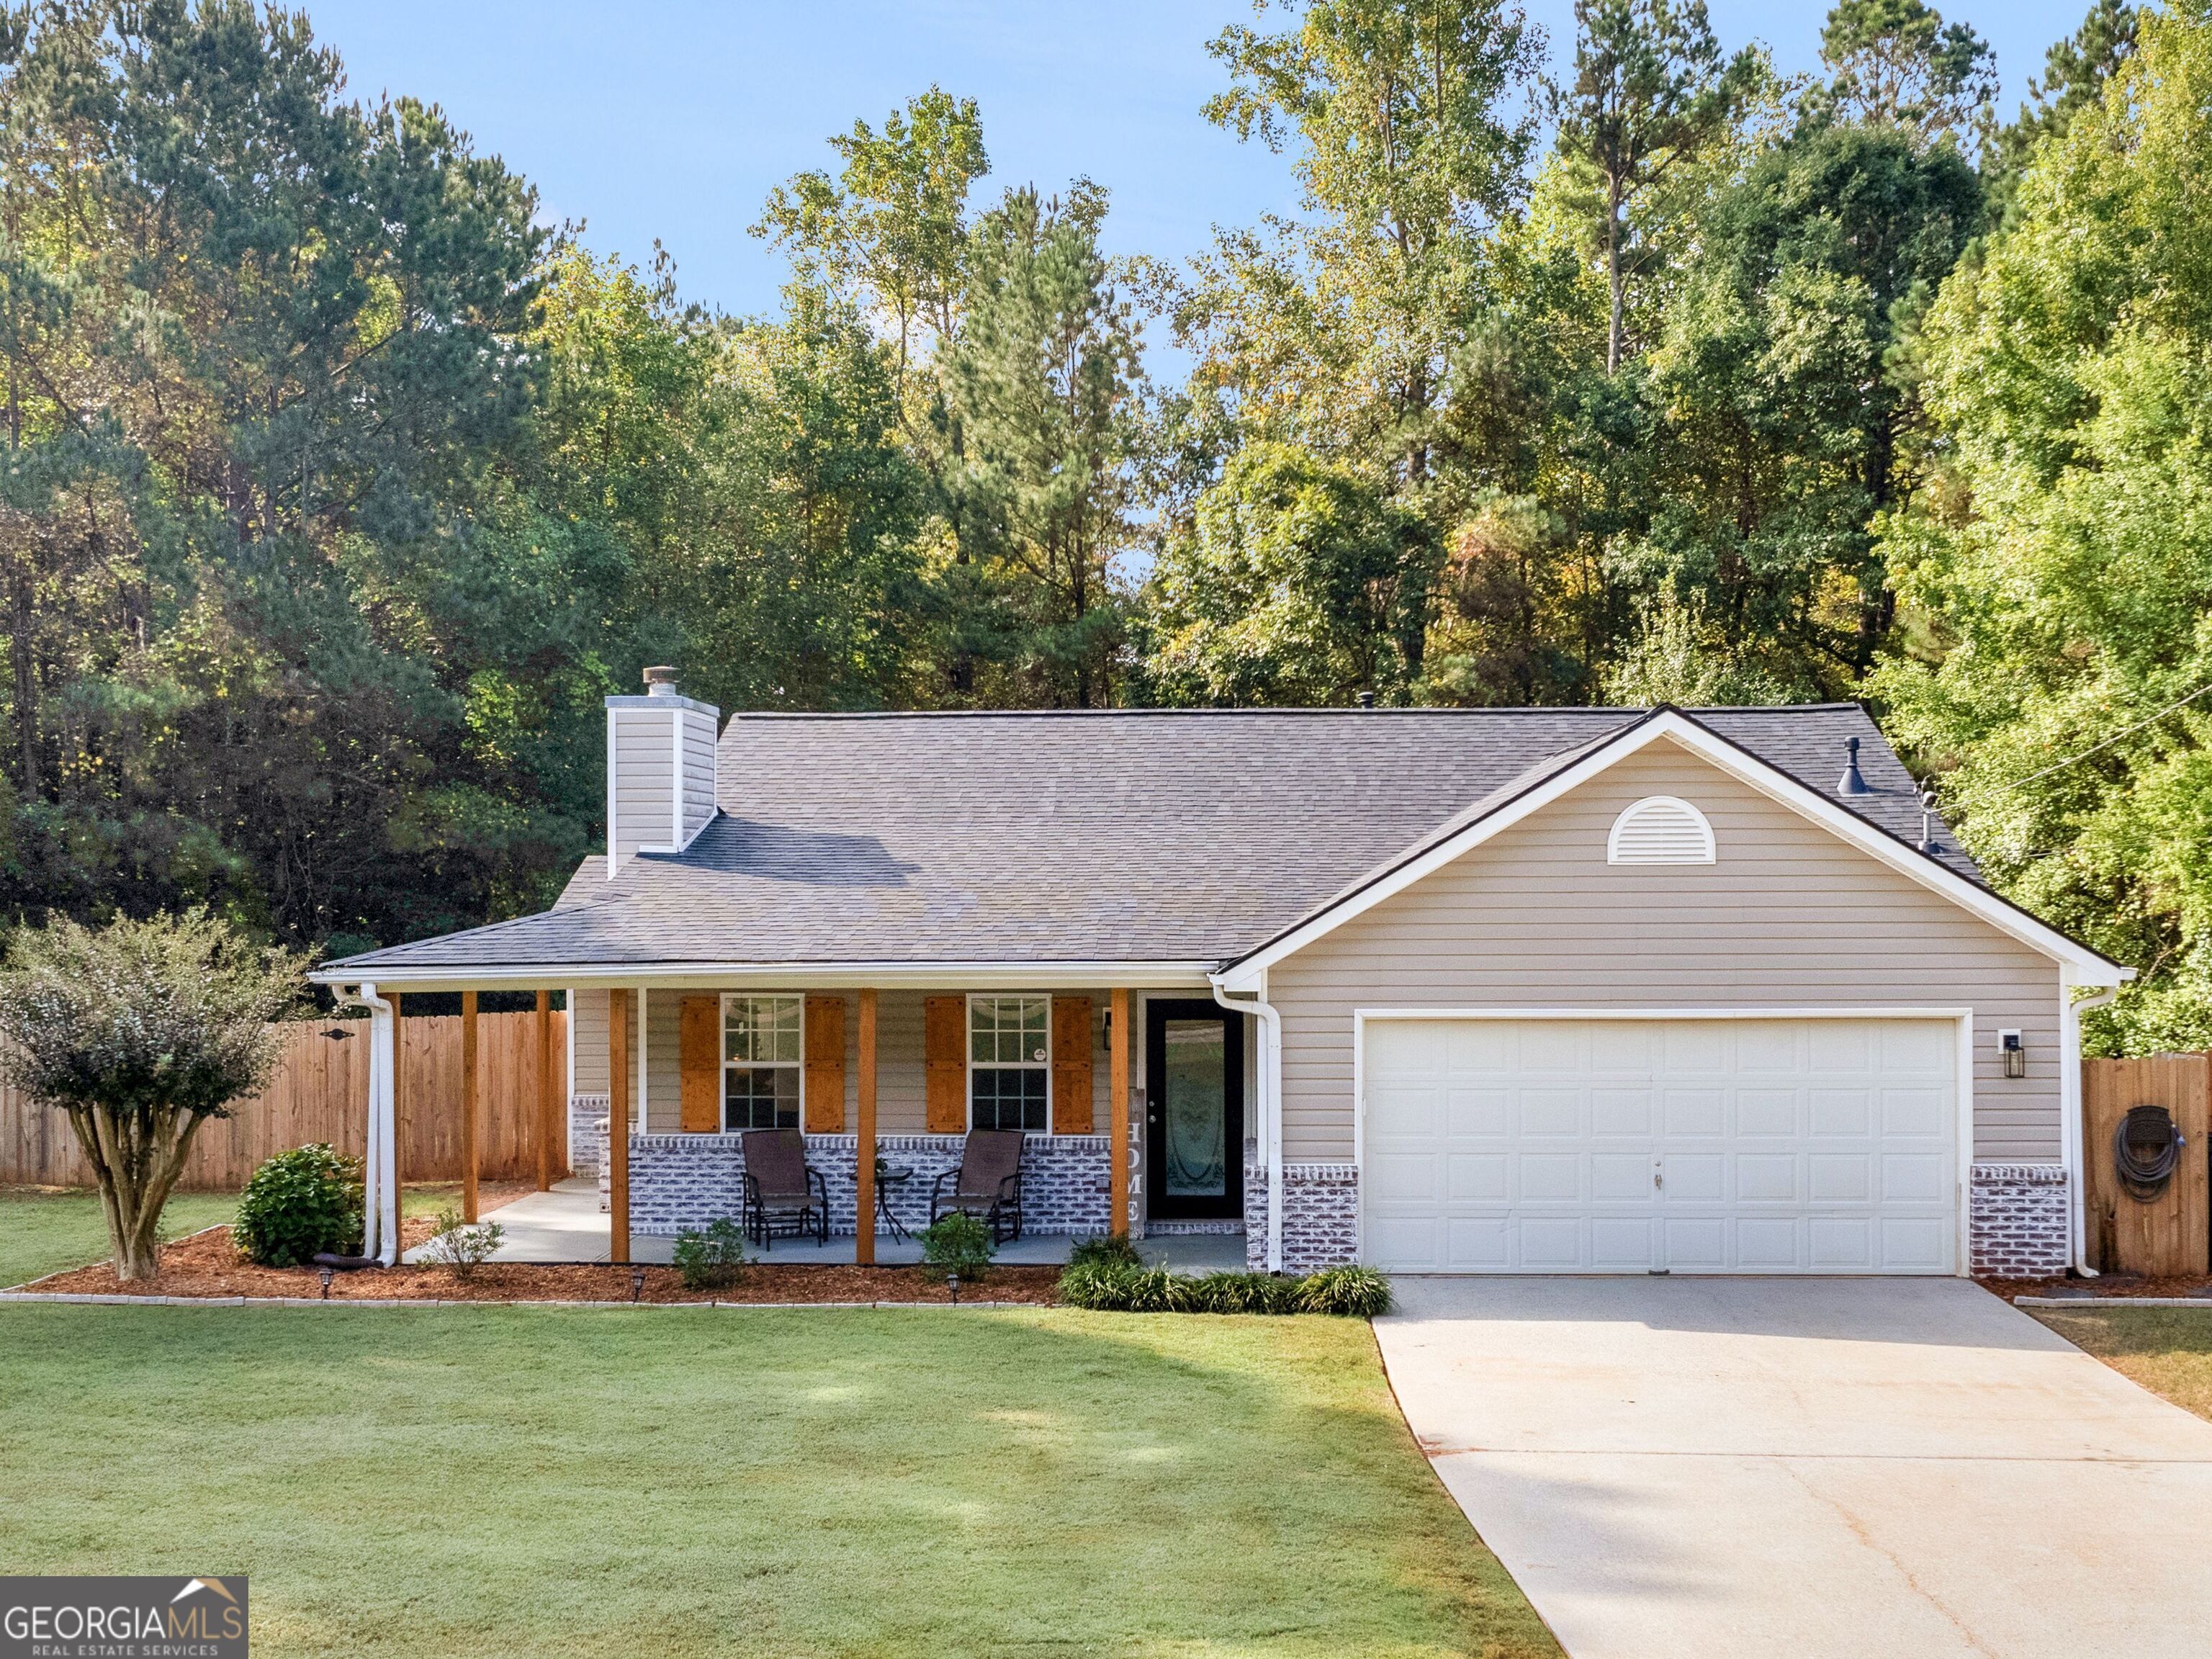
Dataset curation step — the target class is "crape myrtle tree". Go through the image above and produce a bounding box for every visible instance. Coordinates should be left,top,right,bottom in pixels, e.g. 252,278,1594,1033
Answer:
0,911,305,1280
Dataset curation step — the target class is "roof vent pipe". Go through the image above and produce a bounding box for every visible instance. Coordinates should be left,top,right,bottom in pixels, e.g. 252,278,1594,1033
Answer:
1837,735,1871,796
1355,691,1375,709
643,665,680,697
1918,778,1940,852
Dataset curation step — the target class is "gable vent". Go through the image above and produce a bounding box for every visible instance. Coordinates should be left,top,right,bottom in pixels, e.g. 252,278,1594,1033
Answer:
1607,796,1716,865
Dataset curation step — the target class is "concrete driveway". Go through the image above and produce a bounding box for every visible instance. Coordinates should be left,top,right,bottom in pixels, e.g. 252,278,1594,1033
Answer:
1376,1278,2212,1659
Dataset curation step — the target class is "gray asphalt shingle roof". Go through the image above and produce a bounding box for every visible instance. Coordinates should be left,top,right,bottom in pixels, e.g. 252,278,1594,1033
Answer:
324,704,1969,974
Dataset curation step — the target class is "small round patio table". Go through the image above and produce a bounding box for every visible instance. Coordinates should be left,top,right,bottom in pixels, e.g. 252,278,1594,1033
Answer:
874,1162,914,1243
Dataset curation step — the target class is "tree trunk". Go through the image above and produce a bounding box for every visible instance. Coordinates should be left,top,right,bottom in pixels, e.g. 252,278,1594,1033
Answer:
66,1100,208,1282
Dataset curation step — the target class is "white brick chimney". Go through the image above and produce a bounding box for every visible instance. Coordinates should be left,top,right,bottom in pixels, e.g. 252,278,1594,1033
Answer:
605,665,719,874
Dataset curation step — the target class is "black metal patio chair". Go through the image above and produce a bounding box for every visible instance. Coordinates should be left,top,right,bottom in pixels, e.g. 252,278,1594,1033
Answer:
929,1128,1026,1244
740,1128,830,1251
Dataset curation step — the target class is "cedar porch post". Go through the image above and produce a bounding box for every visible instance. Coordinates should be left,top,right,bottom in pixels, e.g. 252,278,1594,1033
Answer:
461,989,480,1223
535,989,554,1190
1110,987,1130,1237
856,989,878,1265
608,988,632,1264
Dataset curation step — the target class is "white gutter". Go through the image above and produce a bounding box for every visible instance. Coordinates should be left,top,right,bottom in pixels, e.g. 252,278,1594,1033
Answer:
307,959,1218,995
2062,977,2121,1277
351,981,402,1267
1213,976,1284,1274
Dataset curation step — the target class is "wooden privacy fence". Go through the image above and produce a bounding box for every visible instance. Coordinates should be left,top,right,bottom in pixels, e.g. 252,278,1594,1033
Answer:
0,1010,568,1192
2084,1051,2211,1277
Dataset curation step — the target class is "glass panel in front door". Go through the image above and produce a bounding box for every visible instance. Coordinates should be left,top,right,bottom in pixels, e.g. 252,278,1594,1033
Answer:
1162,1020,1228,1198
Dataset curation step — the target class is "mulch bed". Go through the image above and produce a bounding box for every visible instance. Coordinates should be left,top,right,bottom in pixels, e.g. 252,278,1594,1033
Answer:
23,1225,1062,1305
1982,1274,2212,1302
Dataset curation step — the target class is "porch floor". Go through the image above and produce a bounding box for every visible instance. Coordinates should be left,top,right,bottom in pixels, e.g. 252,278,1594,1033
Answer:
405,1178,1249,1271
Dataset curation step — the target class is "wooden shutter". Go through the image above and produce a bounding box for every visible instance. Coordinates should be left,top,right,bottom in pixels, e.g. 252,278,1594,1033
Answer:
678,996,721,1133
1051,996,1094,1134
804,995,846,1132
925,995,968,1133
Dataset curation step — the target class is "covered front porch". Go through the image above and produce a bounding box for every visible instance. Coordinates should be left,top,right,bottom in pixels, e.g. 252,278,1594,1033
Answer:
399,1177,1249,1269
329,970,1270,1272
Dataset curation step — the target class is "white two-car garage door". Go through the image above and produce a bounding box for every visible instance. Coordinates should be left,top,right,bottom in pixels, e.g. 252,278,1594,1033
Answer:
1361,1017,1960,1273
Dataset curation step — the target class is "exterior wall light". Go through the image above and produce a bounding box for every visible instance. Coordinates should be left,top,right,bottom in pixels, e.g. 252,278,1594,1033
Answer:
2000,1029,2026,1079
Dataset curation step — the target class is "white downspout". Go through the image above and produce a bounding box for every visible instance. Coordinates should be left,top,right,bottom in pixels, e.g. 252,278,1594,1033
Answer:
358,981,401,1266
1213,977,1284,1273
2063,978,2120,1277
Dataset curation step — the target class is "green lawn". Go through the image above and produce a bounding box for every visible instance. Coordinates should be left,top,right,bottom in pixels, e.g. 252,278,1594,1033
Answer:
2033,1305,2212,1422
0,1305,1555,1659
0,1182,496,1289
0,1185,242,1288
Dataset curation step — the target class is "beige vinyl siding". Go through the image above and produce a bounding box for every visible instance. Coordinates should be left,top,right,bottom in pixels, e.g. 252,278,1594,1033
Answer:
678,706,718,844
570,987,609,1094
608,706,675,864
618,986,1151,1136
1268,737,2066,1165
644,989,680,1131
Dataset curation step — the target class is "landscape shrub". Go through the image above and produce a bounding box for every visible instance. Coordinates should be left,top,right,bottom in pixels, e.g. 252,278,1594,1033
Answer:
1057,1259,1392,1318
919,1211,994,1282
233,1143,364,1267
1066,1233,1143,1272
423,1208,505,1279
1295,1264,1393,1318
673,1218,748,1290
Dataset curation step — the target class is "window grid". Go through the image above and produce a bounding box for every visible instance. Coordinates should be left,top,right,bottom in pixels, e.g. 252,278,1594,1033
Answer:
969,994,1051,1133
724,994,803,1132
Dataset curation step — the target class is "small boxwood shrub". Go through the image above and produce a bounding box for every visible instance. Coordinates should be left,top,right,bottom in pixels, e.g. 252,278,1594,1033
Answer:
1058,1259,1392,1318
919,1211,994,1282
233,1143,364,1267
673,1218,748,1290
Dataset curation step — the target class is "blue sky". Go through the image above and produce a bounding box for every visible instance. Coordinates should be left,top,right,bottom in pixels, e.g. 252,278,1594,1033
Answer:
307,0,2098,340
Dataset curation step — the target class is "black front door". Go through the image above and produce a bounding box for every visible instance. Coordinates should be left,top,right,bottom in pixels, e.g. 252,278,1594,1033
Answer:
1145,999,1244,1220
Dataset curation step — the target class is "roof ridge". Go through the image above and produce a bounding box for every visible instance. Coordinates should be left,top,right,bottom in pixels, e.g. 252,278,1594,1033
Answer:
721,703,1864,721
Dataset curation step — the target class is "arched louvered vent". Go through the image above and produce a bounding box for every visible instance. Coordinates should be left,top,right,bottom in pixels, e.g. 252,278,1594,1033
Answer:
1607,796,1716,865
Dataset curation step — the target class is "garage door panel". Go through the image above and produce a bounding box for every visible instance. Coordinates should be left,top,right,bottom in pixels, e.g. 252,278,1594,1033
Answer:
1591,1154,1651,1201
1591,1087,1655,1136
1736,1089,1800,1136
1736,1154,1798,1202
1591,1218,1656,1268
1518,1154,1581,1202
1518,1088,1583,1136
1663,1087,1727,1136
1362,1018,1958,1274
1447,1154,1509,1202
1809,1088,1874,1136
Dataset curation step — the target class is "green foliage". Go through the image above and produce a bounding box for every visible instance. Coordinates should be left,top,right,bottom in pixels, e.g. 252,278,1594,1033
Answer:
1297,1265,1396,1318
0,910,305,1279
1065,1233,1143,1271
1869,3,2212,1053
233,1144,365,1269
918,1210,994,1281
423,1209,505,1280
1057,1259,1393,1318
671,1218,749,1291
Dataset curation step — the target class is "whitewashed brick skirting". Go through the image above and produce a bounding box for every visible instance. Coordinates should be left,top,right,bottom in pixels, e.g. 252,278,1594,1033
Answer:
608,1131,1117,1238
569,1094,608,1177
1969,1162,2069,1278
1243,1159,1360,1273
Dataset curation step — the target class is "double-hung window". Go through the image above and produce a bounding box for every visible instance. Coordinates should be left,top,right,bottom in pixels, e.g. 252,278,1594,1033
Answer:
969,994,1049,1133
724,994,801,1130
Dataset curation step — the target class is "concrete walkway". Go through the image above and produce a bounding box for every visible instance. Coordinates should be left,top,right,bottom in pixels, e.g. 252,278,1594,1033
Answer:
1376,1277,2212,1659
403,1179,1244,1269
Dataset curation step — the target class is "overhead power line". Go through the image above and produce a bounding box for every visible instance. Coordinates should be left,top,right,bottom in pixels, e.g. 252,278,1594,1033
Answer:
2006,681,2212,788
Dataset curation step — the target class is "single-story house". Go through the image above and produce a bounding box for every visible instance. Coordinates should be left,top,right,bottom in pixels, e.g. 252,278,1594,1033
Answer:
314,669,2128,1278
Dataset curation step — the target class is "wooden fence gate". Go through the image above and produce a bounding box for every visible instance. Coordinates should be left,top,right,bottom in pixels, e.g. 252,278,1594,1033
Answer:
2083,1052,2211,1277
0,1010,568,1192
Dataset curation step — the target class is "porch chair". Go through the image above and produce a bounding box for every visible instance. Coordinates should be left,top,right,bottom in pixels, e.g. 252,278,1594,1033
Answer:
929,1128,1027,1244
740,1128,830,1251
